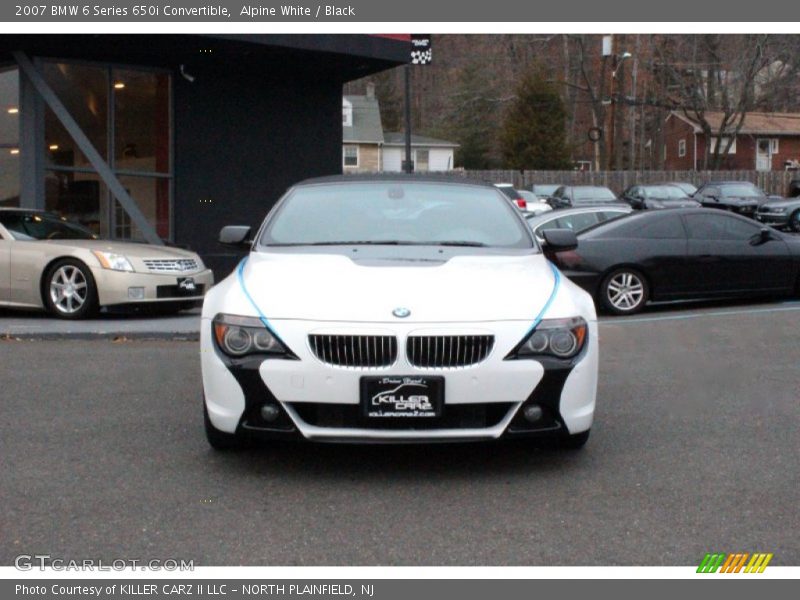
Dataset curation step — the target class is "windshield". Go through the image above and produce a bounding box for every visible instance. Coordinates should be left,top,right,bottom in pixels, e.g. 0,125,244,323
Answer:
646,186,689,200
0,212,98,241
260,182,534,249
719,183,765,198
532,185,559,196
495,185,520,200
574,187,617,201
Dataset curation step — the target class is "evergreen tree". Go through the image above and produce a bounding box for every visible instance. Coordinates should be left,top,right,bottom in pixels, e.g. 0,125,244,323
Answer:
439,65,499,169
500,71,572,170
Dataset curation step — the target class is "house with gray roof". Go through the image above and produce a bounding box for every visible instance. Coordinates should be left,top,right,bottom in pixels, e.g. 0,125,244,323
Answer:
343,84,458,173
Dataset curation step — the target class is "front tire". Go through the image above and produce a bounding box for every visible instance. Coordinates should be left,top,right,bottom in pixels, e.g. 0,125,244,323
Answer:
203,401,245,451
560,429,591,450
599,268,649,315
788,209,800,233
43,258,98,319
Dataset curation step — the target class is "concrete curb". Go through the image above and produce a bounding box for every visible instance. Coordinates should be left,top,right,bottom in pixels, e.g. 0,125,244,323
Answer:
1,331,199,342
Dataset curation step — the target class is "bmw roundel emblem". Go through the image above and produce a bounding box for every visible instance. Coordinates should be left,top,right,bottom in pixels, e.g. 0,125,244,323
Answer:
392,307,411,318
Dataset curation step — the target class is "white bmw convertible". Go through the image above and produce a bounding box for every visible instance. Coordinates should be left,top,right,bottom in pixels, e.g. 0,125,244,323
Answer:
200,176,598,449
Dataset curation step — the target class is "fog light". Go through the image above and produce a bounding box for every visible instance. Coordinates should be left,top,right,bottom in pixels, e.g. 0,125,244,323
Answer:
523,404,543,423
260,404,280,422
127,287,145,300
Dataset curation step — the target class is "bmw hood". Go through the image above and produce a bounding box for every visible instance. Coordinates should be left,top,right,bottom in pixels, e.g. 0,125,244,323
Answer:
238,251,559,323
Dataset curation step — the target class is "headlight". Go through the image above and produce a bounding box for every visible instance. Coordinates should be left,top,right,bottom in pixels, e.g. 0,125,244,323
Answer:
212,314,295,359
772,207,787,214
507,317,588,360
92,250,134,272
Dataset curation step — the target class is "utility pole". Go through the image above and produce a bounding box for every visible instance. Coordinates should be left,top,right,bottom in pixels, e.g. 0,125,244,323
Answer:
403,64,413,173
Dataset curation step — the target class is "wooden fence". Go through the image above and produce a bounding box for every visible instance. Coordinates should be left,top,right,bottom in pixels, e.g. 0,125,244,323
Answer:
447,170,797,196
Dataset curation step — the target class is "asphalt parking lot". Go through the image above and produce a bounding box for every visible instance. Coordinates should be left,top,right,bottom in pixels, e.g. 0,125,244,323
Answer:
1,300,798,566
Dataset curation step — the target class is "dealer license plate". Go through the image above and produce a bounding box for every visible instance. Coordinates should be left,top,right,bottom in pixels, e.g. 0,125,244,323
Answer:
360,376,444,418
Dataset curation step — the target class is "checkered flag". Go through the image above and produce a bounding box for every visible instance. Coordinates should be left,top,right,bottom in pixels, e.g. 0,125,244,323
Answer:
411,35,432,65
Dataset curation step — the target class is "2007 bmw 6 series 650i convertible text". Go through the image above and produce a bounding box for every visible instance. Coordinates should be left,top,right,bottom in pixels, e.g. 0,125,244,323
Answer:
200,176,599,449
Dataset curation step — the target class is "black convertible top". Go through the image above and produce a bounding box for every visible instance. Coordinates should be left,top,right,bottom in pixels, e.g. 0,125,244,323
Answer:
292,173,497,189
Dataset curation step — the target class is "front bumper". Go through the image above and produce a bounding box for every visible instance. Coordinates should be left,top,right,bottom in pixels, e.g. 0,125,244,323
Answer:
201,318,598,443
91,268,214,307
755,213,789,227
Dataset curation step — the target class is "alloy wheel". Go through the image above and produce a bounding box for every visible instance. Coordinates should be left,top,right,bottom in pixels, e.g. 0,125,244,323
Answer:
49,265,88,315
606,272,645,311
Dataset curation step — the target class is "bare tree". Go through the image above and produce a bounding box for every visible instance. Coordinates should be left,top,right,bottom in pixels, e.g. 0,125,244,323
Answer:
654,35,779,169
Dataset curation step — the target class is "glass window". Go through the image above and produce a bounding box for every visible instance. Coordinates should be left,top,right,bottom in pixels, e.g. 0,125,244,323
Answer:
262,182,533,249
113,69,170,174
718,183,765,199
710,137,736,154
114,175,170,240
40,61,172,241
599,210,630,222
678,139,686,157
0,210,97,240
612,214,685,239
44,170,108,236
343,145,358,167
43,62,108,167
700,186,720,198
685,214,760,241
553,212,600,232
0,66,20,207
415,149,430,171
573,187,617,202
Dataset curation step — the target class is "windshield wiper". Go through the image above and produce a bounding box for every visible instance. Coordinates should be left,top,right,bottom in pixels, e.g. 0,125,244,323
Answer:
436,240,488,247
268,240,489,247
270,240,420,247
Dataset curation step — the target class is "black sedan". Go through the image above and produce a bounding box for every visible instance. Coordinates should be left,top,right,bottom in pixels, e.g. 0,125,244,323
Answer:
546,185,626,209
621,184,701,210
547,208,800,315
693,181,768,217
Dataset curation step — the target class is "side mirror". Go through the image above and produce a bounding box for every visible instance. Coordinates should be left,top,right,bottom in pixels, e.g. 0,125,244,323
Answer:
541,228,579,252
751,227,774,245
219,225,253,247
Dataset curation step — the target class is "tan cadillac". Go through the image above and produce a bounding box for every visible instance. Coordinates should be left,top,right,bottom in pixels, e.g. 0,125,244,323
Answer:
0,208,214,319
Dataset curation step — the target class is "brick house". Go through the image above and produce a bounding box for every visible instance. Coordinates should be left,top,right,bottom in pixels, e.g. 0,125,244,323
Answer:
664,111,800,171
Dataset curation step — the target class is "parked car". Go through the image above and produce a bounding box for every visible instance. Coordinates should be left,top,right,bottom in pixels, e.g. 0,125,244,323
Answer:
525,205,632,243
658,181,697,197
518,190,552,216
201,175,598,450
546,185,625,209
494,183,527,210
530,184,561,200
0,208,213,318
621,184,701,210
549,208,800,315
693,181,769,217
756,197,800,232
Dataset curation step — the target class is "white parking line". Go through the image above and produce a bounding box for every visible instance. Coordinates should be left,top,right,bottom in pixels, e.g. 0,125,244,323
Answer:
599,301,800,324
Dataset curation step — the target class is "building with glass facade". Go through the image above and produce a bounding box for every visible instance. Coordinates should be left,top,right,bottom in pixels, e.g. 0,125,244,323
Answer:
0,34,409,274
